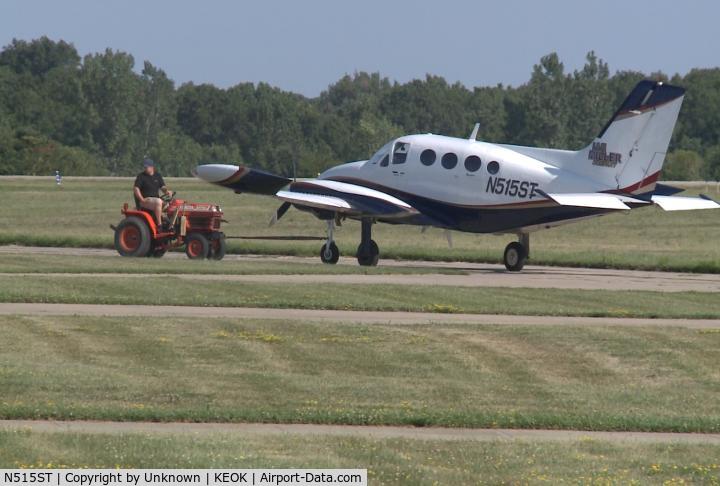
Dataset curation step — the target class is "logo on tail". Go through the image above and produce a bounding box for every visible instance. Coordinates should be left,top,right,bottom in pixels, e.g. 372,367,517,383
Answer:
588,142,622,168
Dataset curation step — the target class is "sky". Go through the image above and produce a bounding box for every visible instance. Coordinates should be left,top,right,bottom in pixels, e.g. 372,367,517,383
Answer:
0,0,718,97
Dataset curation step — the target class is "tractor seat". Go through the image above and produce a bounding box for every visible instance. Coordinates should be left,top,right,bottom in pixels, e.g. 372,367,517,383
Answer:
134,202,154,215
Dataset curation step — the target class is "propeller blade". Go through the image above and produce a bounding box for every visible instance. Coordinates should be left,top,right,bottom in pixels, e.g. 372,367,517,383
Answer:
269,202,292,227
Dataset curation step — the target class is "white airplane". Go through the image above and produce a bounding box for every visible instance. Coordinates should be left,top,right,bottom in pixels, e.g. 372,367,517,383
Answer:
194,80,719,271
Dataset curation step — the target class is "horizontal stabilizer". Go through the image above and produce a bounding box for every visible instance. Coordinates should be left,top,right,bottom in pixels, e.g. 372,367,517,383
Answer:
651,195,720,211
539,191,644,210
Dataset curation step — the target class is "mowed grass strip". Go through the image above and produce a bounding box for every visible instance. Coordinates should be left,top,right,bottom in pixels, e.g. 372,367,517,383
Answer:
0,253,464,276
1,178,720,272
2,430,720,485
2,316,720,432
1,275,719,318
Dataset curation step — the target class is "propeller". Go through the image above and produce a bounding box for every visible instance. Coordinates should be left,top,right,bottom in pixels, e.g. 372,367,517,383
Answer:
420,226,452,248
269,201,292,227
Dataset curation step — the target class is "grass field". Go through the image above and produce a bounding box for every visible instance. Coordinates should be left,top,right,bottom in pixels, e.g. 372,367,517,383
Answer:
1,178,719,272
2,429,719,484
2,274,719,318
3,177,718,477
2,315,720,432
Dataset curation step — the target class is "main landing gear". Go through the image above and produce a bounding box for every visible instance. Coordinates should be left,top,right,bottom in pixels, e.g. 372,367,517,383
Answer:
356,218,379,266
319,217,380,266
504,233,529,272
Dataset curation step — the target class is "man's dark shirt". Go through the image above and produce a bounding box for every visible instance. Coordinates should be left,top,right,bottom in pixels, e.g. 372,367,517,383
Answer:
134,171,165,206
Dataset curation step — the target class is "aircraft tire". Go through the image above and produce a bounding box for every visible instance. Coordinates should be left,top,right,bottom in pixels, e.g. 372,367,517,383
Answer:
356,240,379,266
320,242,340,264
504,242,527,272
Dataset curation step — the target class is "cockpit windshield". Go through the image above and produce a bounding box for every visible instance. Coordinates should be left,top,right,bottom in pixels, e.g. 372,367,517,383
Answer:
392,141,410,164
368,141,394,165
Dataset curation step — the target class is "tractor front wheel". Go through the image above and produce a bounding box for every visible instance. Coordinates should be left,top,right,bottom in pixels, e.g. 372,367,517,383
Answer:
185,233,210,259
114,216,151,257
209,233,226,260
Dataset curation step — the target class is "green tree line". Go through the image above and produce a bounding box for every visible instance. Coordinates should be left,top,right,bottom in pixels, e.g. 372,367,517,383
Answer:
1,37,719,179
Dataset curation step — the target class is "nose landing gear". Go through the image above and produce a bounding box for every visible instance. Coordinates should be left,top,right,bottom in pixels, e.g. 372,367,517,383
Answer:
320,219,340,264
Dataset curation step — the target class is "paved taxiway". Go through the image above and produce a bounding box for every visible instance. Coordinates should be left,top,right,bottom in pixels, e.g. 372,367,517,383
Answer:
2,420,719,444
2,303,719,328
1,245,719,292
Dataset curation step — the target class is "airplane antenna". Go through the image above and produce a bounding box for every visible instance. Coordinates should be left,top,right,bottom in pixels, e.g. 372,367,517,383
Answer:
468,123,480,141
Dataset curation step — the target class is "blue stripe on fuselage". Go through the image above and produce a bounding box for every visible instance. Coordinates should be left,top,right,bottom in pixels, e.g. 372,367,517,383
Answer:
325,176,611,233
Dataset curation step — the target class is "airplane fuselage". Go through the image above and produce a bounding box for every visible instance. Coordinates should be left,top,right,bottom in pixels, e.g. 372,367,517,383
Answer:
318,134,612,234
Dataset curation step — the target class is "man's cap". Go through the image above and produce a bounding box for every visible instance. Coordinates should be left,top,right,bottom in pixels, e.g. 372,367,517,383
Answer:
143,158,155,167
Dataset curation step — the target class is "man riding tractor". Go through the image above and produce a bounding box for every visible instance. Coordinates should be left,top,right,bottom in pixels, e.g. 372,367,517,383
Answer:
114,158,227,260
134,158,172,230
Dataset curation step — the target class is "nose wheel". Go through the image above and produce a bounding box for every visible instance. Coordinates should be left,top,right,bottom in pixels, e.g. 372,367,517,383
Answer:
320,241,340,264
320,219,340,264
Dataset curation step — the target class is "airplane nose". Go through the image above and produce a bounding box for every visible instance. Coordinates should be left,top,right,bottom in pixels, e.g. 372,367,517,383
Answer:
193,164,240,183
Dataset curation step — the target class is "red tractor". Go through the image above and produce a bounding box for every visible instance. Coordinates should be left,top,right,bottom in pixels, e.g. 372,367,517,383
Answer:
113,194,226,260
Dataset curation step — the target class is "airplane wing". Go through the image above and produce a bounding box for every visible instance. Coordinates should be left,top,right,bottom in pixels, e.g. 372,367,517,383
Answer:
193,164,291,195
280,179,418,219
193,163,418,219
274,191,352,212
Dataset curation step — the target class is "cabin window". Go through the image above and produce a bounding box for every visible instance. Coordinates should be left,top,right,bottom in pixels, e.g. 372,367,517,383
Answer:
380,154,390,167
420,149,436,166
392,142,410,164
441,152,458,169
464,155,482,172
487,160,500,174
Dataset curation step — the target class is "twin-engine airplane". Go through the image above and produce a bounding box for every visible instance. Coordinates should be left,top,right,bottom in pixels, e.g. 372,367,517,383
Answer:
195,80,719,271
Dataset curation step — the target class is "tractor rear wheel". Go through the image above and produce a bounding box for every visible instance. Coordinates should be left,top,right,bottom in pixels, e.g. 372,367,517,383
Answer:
185,233,210,259
114,216,151,257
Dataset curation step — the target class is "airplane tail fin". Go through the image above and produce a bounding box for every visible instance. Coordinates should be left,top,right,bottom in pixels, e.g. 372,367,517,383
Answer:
578,80,685,195
499,80,685,195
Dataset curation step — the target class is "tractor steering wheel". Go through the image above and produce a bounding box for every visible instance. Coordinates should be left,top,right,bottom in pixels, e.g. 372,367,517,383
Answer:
160,191,175,203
